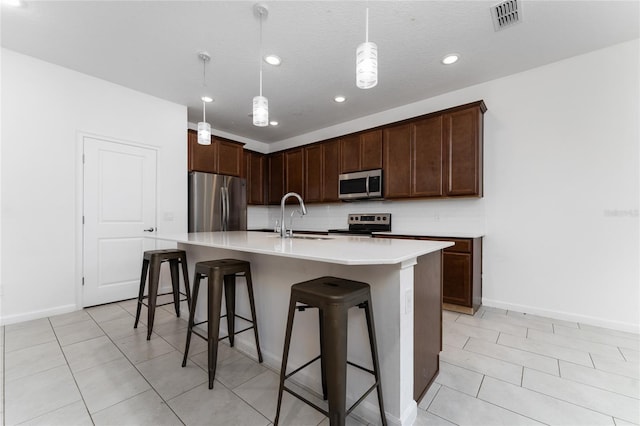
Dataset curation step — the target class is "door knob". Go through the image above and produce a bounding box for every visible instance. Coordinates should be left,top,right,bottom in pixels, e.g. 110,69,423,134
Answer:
143,227,155,232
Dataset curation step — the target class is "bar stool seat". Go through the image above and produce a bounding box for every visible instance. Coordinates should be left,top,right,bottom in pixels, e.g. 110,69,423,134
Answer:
275,276,386,426
182,259,263,389
134,249,191,340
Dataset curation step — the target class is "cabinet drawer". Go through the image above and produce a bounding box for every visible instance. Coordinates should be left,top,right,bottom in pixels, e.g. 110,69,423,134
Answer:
414,236,471,253
443,239,471,253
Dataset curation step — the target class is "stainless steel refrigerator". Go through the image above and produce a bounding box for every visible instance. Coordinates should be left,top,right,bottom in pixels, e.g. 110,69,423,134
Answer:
188,172,247,232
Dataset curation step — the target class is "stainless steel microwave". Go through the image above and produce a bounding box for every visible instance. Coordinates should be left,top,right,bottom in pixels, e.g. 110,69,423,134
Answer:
338,169,383,200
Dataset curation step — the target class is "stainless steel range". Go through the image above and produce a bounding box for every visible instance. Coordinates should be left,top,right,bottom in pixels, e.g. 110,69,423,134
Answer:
328,213,391,235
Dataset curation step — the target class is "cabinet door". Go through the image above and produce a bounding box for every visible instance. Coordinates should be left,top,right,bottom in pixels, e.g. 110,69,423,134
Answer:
188,130,217,173
268,152,285,204
322,139,340,202
304,145,323,203
248,152,265,205
285,148,304,199
241,150,249,180
383,123,412,198
361,129,383,170
443,106,482,196
340,134,361,173
217,139,243,177
442,251,472,307
413,116,443,197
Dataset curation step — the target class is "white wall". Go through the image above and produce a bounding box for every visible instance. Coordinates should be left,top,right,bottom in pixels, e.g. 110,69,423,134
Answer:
1,49,188,324
255,39,640,332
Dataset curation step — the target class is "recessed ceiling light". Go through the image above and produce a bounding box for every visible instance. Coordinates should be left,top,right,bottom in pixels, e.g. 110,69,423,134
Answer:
4,0,24,6
269,120,279,126
334,95,346,103
201,96,213,103
442,54,460,65
264,55,282,66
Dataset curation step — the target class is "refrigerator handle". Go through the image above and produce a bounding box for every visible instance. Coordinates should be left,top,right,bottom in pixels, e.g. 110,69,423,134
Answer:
224,188,231,228
224,186,230,231
221,186,229,231
220,187,226,231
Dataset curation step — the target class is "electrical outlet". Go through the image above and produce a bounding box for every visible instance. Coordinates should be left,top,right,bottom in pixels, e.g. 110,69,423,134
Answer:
405,289,413,314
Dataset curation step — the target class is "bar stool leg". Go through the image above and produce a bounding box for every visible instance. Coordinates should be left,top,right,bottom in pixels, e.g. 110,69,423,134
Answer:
364,300,387,426
223,274,236,347
318,309,328,400
146,258,161,340
134,259,149,329
182,272,202,368
323,304,349,426
274,295,299,426
180,255,192,311
244,269,263,363
207,269,225,389
169,259,181,317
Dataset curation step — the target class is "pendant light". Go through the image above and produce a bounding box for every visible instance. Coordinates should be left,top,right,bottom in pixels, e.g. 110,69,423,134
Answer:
253,3,269,127
356,7,378,89
197,52,212,145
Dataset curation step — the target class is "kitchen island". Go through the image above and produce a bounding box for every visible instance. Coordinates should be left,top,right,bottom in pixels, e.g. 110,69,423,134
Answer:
154,231,452,426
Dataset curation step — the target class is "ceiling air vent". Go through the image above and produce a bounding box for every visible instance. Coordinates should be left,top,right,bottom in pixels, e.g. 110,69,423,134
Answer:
491,0,521,31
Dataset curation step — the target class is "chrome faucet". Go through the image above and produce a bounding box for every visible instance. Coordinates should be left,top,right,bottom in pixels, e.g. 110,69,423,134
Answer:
280,192,307,237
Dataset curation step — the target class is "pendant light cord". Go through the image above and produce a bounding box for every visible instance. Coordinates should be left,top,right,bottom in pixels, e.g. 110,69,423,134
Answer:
202,58,207,122
259,11,264,97
365,7,369,43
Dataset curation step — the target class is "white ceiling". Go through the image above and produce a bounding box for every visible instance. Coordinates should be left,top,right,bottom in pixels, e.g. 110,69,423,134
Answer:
2,1,638,144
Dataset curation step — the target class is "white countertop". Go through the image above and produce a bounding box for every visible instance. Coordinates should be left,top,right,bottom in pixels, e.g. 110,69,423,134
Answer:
153,231,452,266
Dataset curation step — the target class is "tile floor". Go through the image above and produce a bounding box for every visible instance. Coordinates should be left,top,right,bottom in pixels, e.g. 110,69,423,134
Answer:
2,300,639,426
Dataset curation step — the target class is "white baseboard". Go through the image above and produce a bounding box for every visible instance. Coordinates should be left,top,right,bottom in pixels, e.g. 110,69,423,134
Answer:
482,298,640,334
1,304,78,326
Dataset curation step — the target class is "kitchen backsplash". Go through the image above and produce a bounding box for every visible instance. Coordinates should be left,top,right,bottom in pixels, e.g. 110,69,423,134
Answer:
248,198,485,235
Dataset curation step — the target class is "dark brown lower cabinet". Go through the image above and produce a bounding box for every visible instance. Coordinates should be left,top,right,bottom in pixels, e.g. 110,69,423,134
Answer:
374,234,482,314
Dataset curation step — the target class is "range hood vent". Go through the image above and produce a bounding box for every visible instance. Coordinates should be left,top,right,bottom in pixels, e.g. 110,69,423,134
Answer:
491,0,521,31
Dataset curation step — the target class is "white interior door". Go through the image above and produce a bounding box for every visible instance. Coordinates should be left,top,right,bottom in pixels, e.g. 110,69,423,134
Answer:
83,136,157,306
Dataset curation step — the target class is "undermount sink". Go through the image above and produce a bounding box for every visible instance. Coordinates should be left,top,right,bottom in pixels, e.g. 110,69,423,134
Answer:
290,235,333,240
268,234,333,240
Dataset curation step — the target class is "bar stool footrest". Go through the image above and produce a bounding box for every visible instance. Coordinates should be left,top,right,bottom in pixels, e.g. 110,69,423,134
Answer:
282,357,378,417
282,386,329,417
189,321,257,342
138,291,189,309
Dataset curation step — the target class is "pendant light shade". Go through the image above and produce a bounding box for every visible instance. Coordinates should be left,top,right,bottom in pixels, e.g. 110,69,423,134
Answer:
356,8,378,89
356,41,378,89
197,97,211,144
253,3,269,127
253,95,268,127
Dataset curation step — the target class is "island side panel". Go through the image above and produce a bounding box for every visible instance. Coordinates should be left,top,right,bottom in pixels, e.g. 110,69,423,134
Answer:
413,251,442,402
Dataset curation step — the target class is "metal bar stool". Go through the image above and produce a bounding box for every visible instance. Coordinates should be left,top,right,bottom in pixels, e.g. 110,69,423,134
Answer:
182,259,263,389
134,249,191,340
275,276,386,426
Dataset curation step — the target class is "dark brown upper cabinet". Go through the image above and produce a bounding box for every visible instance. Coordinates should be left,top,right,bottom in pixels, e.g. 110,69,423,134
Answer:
339,129,382,173
304,145,323,203
304,139,341,204
285,148,305,200
187,130,244,177
383,115,444,199
243,150,266,205
217,138,244,177
383,101,485,199
321,139,340,202
188,130,217,173
443,102,485,197
267,152,285,205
